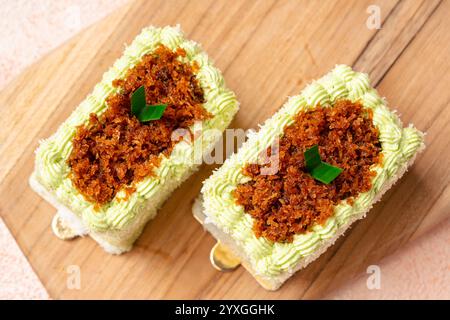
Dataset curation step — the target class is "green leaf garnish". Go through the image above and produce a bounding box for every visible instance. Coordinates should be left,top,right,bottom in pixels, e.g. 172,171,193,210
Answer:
136,104,167,121
304,145,322,172
131,85,167,122
304,145,343,184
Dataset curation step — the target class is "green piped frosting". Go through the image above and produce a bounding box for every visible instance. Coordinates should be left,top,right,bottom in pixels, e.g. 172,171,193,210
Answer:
35,25,239,231
201,65,424,277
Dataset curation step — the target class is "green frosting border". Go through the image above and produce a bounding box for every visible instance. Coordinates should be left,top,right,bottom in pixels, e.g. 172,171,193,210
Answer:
34,25,239,231
201,65,424,277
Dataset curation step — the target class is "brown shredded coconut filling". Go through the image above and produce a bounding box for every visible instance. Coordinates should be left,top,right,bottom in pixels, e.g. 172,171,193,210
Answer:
233,100,382,243
68,45,209,205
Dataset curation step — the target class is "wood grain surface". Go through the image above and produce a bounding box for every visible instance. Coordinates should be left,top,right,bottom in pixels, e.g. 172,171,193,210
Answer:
0,0,448,299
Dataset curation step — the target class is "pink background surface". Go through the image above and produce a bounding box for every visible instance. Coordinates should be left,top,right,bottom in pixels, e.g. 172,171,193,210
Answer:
0,0,448,300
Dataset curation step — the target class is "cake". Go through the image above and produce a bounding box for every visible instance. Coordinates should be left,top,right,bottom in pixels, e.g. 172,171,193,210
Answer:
30,25,239,254
196,65,424,290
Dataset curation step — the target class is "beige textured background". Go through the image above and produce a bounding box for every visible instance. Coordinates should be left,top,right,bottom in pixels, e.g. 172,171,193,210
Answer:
0,0,448,299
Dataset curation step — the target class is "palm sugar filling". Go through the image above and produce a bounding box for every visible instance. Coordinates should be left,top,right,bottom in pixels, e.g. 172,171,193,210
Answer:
233,100,382,243
68,45,209,206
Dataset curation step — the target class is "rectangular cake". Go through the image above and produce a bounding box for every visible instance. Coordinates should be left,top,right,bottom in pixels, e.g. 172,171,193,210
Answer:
198,65,424,290
30,25,239,254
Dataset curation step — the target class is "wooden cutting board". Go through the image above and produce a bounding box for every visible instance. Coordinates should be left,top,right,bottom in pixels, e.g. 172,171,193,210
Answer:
0,0,449,299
